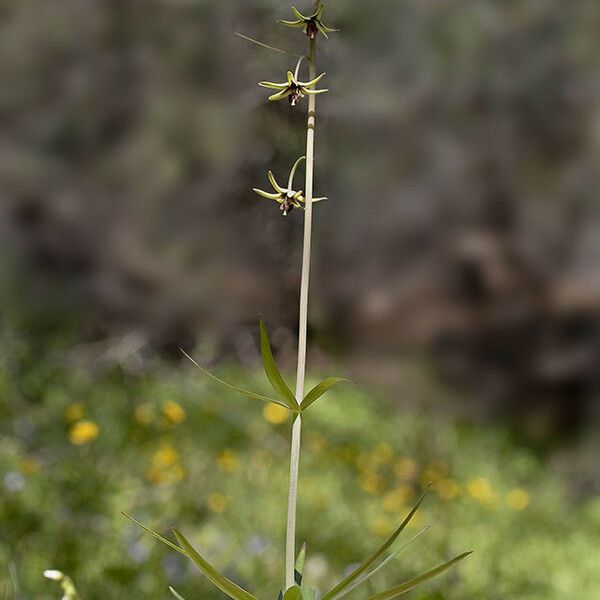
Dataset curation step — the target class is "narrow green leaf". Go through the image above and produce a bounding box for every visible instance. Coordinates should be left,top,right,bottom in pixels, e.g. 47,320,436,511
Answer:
320,490,429,600
259,319,298,411
173,529,259,600
283,585,303,600
294,543,307,585
364,552,473,600
301,377,348,411
169,587,187,600
122,513,185,556
181,349,290,410
330,527,431,600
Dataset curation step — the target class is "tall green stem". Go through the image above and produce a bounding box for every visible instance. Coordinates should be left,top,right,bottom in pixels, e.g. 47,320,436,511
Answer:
285,33,318,591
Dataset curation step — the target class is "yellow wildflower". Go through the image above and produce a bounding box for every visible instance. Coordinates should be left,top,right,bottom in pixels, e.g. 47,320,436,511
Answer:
162,400,186,424
467,477,494,504
394,457,417,480
263,403,289,425
207,493,228,513
372,443,393,464
359,471,384,494
217,450,239,474
69,420,99,445
153,444,180,468
135,403,155,425
437,479,460,501
506,488,530,511
64,403,85,422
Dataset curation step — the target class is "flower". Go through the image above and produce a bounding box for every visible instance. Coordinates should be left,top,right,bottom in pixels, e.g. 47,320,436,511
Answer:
394,457,418,480
161,400,186,424
467,477,494,504
217,450,239,473
279,1,339,39
68,420,99,445
153,443,180,468
259,57,328,105
253,156,327,216
263,403,289,424
506,488,530,511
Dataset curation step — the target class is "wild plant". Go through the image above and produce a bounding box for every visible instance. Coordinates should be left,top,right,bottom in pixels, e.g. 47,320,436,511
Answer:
45,2,471,599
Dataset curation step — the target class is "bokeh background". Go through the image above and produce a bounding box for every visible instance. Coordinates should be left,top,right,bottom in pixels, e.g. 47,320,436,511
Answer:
1,0,600,598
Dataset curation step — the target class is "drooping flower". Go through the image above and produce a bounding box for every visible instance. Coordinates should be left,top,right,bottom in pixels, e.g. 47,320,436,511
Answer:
279,1,339,39
253,156,327,216
259,57,328,106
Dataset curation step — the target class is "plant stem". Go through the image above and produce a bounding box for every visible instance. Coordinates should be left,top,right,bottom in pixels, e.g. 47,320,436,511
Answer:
285,34,318,591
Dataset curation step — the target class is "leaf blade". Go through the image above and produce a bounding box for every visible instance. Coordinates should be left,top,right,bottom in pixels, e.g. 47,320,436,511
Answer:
294,543,307,585
181,349,290,410
173,529,259,600
329,526,431,600
301,377,348,411
364,552,473,600
320,490,429,600
259,319,298,411
169,587,187,600
122,513,185,556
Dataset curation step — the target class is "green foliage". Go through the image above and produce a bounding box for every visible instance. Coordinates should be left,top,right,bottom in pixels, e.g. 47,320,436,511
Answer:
320,491,430,600
173,529,259,600
259,319,298,411
364,553,473,600
2,346,599,599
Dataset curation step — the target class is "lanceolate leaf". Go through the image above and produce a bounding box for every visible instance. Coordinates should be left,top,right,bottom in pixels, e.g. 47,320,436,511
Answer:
330,527,431,600
294,543,307,585
301,377,348,411
364,552,473,600
320,490,429,600
122,513,185,556
181,349,290,410
169,587,188,600
259,319,298,411
173,529,259,600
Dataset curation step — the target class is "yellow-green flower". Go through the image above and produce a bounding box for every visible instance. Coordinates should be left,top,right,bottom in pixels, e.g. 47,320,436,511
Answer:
259,58,328,106
68,420,99,445
161,400,186,424
280,1,339,39
253,156,327,216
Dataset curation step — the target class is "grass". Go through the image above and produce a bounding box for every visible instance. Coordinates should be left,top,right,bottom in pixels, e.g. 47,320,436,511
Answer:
1,347,599,599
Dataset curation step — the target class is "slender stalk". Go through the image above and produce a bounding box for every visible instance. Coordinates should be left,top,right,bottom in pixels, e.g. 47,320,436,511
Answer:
285,33,318,590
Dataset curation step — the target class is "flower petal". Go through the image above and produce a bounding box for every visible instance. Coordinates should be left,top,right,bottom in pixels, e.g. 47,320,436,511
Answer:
299,72,326,88
268,171,286,193
253,188,281,201
258,81,289,90
268,89,292,101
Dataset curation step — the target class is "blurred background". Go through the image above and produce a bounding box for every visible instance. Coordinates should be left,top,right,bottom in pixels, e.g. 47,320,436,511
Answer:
1,0,600,598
